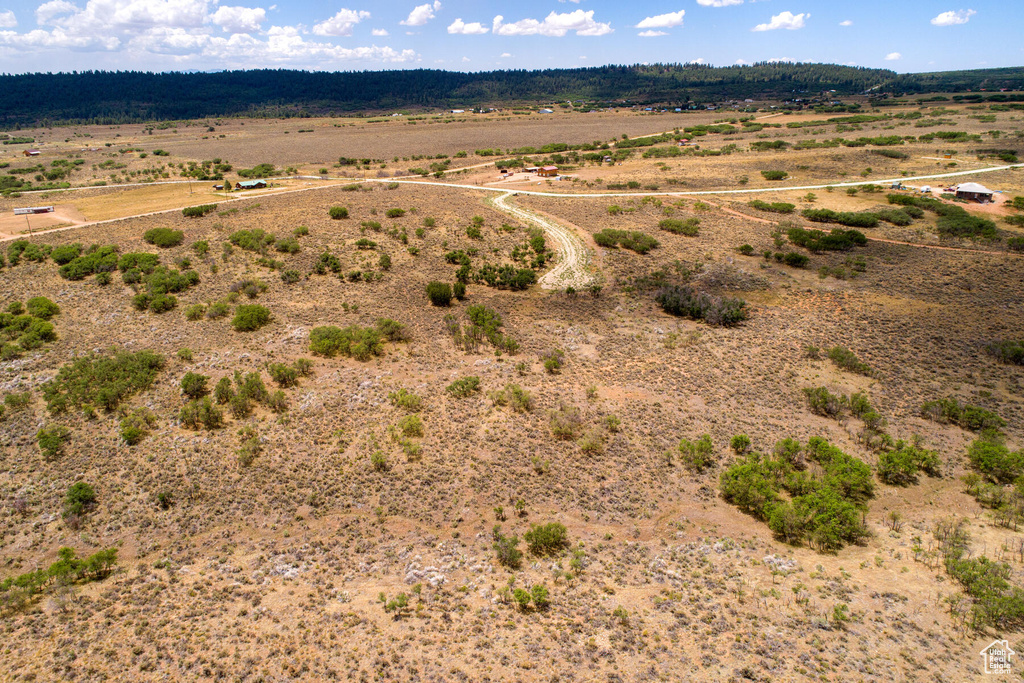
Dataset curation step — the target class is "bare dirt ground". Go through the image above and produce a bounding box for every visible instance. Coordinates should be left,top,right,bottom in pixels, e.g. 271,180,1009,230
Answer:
2,101,1024,682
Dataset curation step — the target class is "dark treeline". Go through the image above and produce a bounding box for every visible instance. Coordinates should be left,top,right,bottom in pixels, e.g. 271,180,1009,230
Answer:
0,63,1022,128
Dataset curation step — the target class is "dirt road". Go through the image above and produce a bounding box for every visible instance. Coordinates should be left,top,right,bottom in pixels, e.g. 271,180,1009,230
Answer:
491,192,596,290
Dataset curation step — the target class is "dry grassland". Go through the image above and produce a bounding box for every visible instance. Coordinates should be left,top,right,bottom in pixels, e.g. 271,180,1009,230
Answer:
1,102,1024,682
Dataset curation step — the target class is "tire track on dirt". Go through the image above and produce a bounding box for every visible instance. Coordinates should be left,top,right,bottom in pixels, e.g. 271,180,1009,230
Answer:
491,192,596,290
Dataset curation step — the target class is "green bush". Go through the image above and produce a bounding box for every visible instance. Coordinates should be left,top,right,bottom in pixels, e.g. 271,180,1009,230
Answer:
803,386,847,417
761,170,788,181
492,527,522,568
309,325,384,359
58,245,119,280
748,200,795,214
593,229,659,253
782,252,809,268
398,414,423,437
232,304,271,332
826,346,872,376
388,388,421,411
182,204,217,218
986,339,1024,365
180,372,209,399
447,376,481,398
229,228,276,252
968,438,1024,483
179,397,224,430
63,482,96,518
524,522,568,555
37,425,71,459
119,408,156,445
50,243,83,265
42,350,165,413
801,209,879,228
426,281,452,306
921,397,1005,432
787,226,867,252
184,303,206,320
143,228,184,248
328,206,349,219
678,434,715,472
658,218,700,236
655,285,747,326
267,363,298,387
730,434,751,454
25,296,59,320
877,440,941,485
385,208,406,218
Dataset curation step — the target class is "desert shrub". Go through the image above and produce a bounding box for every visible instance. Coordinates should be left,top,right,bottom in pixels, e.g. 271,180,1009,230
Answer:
398,414,423,437
184,304,206,320
593,229,659,254
232,304,271,332
748,200,795,214
678,434,715,472
118,252,160,274
937,213,998,240
229,228,276,253
119,408,157,445
267,390,288,413
473,264,536,290
489,383,533,412
782,252,809,268
658,218,700,236
385,208,406,218
58,245,119,280
986,340,1024,365
230,278,267,299
206,302,230,319
42,350,165,413
761,170,788,181
213,377,234,404
453,281,466,299
737,244,754,255
446,376,481,398
179,397,224,430
376,319,410,343
549,403,582,440
37,425,71,459
180,372,209,399
50,243,83,265
309,325,384,359
524,522,568,555
388,388,422,411
182,204,217,218
921,397,1005,432
542,348,565,374
945,556,1024,630
655,285,747,326
426,281,452,306
275,237,300,254
787,226,867,252
801,208,879,228
281,269,301,284
968,438,1024,483
730,434,751,454
25,296,59,320
877,440,941,485
826,346,872,376
492,527,522,569
143,228,184,248
63,482,96,518
803,386,848,417
875,209,913,226
267,363,298,387
191,240,210,256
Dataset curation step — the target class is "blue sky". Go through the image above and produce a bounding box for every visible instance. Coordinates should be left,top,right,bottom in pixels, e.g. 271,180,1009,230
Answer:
0,0,1018,74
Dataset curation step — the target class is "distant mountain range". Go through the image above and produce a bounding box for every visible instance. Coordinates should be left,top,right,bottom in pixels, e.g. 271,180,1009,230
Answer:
1,63,1022,128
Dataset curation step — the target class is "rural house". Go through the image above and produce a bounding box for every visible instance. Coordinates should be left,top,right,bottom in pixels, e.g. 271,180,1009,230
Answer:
955,182,994,202
235,179,268,190
537,166,558,177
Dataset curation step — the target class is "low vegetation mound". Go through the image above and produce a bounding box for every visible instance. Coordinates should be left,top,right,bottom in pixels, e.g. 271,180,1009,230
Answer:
655,285,748,327
787,226,867,252
143,228,184,248
42,349,165,413
309,325,384,360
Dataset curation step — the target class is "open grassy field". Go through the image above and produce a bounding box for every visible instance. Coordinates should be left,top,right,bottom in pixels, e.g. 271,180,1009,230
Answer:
2,100,1024,681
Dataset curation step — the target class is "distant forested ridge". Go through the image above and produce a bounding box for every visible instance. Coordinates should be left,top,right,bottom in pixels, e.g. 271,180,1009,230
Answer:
0,63,1022,128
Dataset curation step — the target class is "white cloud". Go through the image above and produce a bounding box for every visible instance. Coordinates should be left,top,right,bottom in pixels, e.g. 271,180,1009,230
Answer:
839,19,852,26
697,0,742,6
752,11,808,32
313,8,370,36
447,18,487,34
371,27,387,36
735,58,750,65
35,0,79,25
211,6,265,33
885,52,901,60
635,10,684,30
499,52,511,57
0,10,16,27
687,58,705,64
460,55,468,62
492,10,612,37
638,30,666,37
401,0,439,27
931,9,975,26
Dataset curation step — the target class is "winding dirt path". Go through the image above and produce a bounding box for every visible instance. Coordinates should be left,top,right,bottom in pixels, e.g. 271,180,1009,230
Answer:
491,192,596,290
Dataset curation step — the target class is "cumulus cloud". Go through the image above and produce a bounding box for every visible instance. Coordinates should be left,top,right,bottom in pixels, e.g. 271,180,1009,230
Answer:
211,6,265,33
401,0,439,27
697,0,742,6
638,30,667,37
931,9,975,26
492,10,612,37
447,18,487,34
371,27,387,36
0,1,416,67
839,19,852,26
635,10,684,30
885,52,901,60
752,11,808,32
312,8,370,36
0,10,16,27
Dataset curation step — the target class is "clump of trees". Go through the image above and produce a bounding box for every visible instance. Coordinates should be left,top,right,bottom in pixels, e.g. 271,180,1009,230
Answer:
719,437,873,551
658,218,700,236
655,285,747,326
0,546,117,613
182,204,217,218
748,200,795,214
787,226,867,252
232,304,271,331
143,228,184,248
593,229,659,254
42,349,165,413
309,324,384,360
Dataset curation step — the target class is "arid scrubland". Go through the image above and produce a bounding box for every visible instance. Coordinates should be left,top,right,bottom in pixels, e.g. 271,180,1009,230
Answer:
1,101,1024,681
